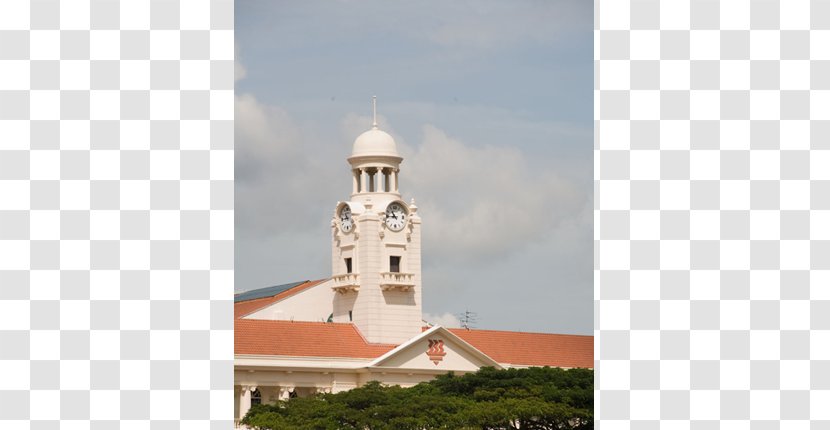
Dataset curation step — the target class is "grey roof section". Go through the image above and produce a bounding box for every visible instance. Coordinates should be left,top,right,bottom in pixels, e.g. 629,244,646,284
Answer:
234,280,308,303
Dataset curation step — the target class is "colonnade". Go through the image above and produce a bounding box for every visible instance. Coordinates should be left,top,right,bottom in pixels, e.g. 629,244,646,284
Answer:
352,167,399,194
237,385,333,421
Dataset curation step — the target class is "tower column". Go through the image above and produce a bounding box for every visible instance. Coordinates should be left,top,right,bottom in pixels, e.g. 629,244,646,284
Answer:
359,168,366,193
393,168,399,192
352,169,359,194
376,168,383,192
377,168,383,192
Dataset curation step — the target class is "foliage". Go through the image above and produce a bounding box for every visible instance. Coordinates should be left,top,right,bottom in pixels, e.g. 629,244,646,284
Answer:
241,367,593,430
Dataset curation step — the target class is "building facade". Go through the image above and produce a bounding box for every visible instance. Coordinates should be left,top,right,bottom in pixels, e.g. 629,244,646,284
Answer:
234,105,593,423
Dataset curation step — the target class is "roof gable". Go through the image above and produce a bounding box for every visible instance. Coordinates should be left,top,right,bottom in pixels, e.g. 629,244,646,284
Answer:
369,326,502,371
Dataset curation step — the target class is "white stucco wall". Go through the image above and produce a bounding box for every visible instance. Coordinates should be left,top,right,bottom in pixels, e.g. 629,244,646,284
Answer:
243,279,336,322
332,198,423,345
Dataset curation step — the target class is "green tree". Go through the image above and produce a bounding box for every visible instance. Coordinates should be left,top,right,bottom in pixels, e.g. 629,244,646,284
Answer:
242,367,594,430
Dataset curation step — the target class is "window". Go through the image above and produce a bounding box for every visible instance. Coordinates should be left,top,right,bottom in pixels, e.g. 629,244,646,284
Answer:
345,258,352,274
349,310,353,321
251,388,262,406
390,256,401,273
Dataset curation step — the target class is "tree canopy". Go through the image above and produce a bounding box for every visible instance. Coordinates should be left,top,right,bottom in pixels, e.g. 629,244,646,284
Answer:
242,366,593,430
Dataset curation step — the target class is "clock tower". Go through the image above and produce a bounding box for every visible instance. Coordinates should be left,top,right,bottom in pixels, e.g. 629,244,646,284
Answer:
330,98,423,344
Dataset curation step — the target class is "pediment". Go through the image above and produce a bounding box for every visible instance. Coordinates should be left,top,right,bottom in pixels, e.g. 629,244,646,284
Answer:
369,326,501,371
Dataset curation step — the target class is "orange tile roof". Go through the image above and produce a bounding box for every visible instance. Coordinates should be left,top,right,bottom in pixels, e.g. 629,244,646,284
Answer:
448,328,593,369
234,279,327,319
235,319,397,359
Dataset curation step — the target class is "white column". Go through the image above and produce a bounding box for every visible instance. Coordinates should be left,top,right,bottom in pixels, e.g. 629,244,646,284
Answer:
352,169,359,194
239,386,252,419
393,168,399,192
377,168,384,192
359,168,366,193
279,386,294,401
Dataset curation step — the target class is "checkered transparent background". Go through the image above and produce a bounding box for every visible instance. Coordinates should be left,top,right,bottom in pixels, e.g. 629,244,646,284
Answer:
0,0,234,427
597,0,829,427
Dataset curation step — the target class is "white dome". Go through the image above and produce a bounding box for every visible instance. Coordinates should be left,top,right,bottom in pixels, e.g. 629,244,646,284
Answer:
351,127,399,158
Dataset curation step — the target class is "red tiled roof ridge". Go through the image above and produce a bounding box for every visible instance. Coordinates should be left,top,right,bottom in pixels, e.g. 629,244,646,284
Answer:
448,327,592,338
447,327,594,368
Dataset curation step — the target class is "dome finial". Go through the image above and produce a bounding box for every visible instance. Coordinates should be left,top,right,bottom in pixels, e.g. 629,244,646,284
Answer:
349,96,400,160
372,95,378,129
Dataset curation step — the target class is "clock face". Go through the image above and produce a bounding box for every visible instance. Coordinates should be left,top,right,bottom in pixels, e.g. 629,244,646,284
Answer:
339,206,353,233
384,202,407,231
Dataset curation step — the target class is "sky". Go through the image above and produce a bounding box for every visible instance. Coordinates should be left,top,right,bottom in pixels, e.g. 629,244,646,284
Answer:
235,0,594,335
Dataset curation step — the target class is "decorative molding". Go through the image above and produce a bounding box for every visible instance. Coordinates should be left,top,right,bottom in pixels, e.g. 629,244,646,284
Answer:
426,339,446,365
332,273,360,294
379,272,415,291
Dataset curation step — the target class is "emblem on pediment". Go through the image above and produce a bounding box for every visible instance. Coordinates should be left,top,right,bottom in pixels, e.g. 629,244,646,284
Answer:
426,339,446,365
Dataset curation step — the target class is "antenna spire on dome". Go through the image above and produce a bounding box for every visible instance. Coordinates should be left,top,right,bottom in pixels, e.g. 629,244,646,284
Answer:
372,95,378,129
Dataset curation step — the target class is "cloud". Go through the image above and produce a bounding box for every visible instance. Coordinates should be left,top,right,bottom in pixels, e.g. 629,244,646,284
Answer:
402,125,587,263
235,61,247,82
235,42,247,82
234,93,303,180
423,312,462,328
234,93,343,238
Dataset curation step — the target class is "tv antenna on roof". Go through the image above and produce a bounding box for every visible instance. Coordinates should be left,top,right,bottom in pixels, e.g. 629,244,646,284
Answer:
456,309,478,330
